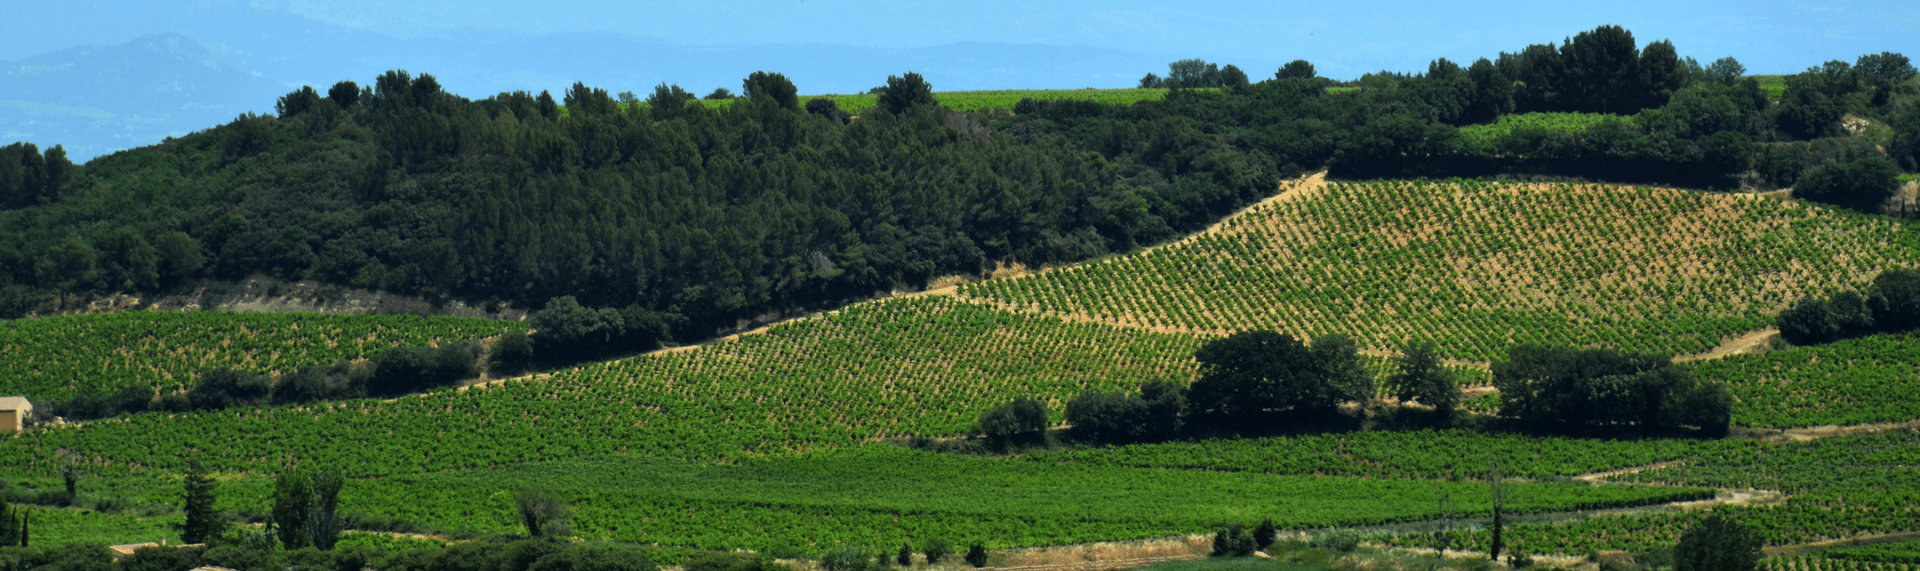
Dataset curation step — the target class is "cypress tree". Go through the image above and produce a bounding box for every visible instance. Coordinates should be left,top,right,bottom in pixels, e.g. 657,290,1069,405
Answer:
182,461,223,544
273,469,314,549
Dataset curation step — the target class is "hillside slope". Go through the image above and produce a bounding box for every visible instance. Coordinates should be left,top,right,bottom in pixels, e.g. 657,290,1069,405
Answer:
960,178,1920,361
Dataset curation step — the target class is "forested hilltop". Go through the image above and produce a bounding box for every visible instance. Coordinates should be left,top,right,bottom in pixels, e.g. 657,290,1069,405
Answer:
1,25,1915,346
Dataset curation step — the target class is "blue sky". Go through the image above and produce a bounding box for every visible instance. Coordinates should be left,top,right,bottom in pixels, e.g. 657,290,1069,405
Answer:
7,0,1917,79
260,0,1909,75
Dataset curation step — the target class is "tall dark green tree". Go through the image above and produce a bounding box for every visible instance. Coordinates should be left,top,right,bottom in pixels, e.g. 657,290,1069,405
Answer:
1559,25,1645,113
877,72,936,114
742,71,800,109
1187,331,1372,428
1487,460,1505,561
1894,106,1920,171
647,83,696,121
1387,341,1460,422
1640,39,1690,107
1220,65,1250,89
309,468,346,550
514,487,570,538
327,80,360,108
1276,60,1316,80
978,397,1048,447
1794,155,1899,211
1674,512,1762,571
182,461,223,544
1854,52,1915,105
1704,57,1746,85
0,499,20,547
273,469,314,549
1167,59,1212,87
1868,268,1920,332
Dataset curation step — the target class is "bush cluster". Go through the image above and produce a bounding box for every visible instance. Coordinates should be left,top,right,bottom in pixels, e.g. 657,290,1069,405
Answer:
1778,268,1920,345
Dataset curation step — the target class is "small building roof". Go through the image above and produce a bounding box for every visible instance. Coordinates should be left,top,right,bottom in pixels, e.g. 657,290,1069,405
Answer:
0,396,30,411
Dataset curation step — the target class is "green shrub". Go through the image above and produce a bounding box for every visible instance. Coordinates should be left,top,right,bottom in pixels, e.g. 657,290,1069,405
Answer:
922,539,950,565
965,544,988,568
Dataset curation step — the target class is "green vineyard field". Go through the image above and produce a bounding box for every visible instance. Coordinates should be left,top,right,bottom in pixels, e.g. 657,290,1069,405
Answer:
48,445,1707,554
0,311,524,402
1019,430,1740,480
1458,112,1622,151
0,296,1203,476
959,178,1920,362
1829,540,1920,564
1691,332,1920,427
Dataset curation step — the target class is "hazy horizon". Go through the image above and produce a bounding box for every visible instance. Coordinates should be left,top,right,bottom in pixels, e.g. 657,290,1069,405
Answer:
4,0,1916,161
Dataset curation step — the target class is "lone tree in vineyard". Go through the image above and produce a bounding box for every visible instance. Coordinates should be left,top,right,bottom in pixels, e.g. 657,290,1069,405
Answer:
1675,511,1762,571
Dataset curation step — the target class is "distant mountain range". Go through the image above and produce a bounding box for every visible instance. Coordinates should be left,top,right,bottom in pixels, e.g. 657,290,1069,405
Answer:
2,6,1215,162
1,34,285,161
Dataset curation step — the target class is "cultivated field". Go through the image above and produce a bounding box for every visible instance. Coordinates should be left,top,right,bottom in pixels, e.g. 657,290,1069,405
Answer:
0,311,523,401
959,178,1920,362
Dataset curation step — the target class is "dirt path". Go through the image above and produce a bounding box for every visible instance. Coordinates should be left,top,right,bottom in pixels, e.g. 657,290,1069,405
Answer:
1766,531,1920,557
1572,460,1688,484
1740,419,1920,443
1675,328,1779,362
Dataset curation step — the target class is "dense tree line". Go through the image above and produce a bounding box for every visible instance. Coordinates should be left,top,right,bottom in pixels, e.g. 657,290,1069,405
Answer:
1027,29,1914,193
1491,346,1731,436
1137,59,1252,89
0,70,1274,349
0,143,74,211
984,328,1729,446
1777,268,1920,345
38,340,482,421
1,25,1913,341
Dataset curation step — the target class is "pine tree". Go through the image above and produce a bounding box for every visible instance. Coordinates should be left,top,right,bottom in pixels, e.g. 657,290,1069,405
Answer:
898,542,913,567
